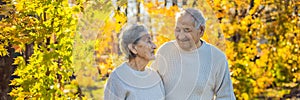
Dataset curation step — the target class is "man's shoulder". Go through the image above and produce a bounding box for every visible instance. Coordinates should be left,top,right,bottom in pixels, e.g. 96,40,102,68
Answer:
205,43,227,60
156,40,177,53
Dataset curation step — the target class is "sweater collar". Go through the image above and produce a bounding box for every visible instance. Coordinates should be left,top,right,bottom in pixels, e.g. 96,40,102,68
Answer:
115,62,162,88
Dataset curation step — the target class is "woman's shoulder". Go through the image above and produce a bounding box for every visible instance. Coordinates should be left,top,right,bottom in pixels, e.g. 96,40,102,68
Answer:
108,63,127,80
113,64,163,88
145,67,161,76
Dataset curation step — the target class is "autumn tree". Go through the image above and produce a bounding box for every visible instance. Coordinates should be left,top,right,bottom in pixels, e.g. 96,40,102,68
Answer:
207,0,300,99
0,0,84,99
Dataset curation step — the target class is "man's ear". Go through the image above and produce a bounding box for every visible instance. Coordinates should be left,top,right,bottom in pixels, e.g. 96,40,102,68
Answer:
199,25,205,37
128,44,137,54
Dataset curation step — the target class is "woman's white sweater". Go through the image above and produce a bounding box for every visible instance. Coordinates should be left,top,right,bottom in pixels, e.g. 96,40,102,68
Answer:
104,63,165,100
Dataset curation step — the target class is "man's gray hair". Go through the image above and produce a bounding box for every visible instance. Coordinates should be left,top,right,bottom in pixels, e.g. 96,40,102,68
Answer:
176,8,206,29
119,24,148,59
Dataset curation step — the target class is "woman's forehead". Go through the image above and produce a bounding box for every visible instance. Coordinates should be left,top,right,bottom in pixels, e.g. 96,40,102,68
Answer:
140,34,151,39
134,32,149,41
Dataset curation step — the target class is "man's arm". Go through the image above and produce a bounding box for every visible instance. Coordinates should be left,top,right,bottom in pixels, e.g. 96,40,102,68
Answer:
214,59,236,100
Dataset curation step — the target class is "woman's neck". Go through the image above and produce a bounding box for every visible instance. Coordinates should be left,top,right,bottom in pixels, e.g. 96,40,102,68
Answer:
127,57,148,71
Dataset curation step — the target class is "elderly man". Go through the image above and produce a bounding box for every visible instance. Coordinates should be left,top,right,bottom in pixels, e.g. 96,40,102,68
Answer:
151,8,236,100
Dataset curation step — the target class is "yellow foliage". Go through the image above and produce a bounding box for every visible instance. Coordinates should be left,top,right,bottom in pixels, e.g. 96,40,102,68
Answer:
209,0,300,99
95,7,127,78
91,0,299,99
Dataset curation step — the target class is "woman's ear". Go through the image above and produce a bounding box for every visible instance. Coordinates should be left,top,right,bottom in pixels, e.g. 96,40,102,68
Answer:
128,44,137,54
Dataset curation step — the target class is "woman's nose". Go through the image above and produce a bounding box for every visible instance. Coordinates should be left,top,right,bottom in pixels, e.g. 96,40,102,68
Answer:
152,42,157,49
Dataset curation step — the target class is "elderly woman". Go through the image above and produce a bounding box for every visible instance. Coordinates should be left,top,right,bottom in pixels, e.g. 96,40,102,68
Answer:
104,24,165,100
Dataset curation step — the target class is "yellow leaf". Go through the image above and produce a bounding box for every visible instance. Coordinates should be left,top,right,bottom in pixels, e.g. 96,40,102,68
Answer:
241,93,249,100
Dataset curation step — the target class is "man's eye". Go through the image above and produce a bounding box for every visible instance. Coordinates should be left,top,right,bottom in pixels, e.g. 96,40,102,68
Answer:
175,28,180,32
184,28,191,32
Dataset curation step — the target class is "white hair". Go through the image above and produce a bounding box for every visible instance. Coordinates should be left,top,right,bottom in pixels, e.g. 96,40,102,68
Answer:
176,8,206,29
119,24,148,59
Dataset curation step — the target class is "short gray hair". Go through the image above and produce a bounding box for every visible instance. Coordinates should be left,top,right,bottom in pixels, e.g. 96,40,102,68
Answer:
119,24,148,59
176,8,206,29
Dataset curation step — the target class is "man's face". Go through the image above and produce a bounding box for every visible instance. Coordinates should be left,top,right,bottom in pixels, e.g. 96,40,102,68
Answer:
175,13,202,51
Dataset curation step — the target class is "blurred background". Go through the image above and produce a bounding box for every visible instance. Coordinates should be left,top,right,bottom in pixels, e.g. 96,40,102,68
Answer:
0,0,299,99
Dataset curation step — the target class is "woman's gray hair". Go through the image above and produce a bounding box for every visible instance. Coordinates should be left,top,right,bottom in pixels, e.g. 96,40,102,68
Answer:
119,24,148,59
176,8,206,29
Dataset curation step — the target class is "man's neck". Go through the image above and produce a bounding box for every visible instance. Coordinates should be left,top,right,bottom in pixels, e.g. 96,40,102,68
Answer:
190,40,203,51
196,40,203,48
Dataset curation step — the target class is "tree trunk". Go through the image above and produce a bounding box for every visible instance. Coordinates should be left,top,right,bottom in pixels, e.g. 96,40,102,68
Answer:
192,0,197,7
172,0,177,6
136,0,140,22
0,46,14,100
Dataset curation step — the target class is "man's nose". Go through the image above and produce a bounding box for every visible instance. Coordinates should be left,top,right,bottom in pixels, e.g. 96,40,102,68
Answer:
177,34,186,40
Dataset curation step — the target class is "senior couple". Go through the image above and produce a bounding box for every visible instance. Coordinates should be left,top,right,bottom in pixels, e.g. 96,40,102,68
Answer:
104,8,236,100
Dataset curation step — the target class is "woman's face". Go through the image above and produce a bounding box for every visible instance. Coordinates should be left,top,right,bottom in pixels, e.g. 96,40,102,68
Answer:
133,33,157,61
